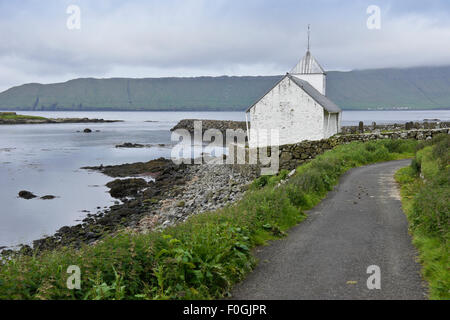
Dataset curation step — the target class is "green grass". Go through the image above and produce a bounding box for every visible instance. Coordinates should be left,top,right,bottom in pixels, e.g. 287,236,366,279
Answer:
395,134,449,300
0,139,418,300
0,113,47,120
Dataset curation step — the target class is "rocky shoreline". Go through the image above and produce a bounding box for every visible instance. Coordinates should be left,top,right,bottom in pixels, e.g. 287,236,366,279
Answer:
171,119,247,134
0,118,122,125
11,157,256,254
115,142,171,148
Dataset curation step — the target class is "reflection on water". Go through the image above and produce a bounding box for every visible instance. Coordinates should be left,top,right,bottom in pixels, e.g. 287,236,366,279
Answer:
0,110,449,248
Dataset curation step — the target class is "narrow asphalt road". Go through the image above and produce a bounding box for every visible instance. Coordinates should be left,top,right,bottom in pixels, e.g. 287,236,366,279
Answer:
232,160,427,300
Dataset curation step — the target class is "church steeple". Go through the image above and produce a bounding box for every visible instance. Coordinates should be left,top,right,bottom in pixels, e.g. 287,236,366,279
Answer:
289,25,326,95
290,25,325,75
307,24,310,52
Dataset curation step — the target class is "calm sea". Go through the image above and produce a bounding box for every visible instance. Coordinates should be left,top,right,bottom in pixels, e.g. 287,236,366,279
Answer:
0,110,449,248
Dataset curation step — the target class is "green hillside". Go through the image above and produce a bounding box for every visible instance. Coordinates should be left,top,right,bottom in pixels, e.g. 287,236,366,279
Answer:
0,76,282,111
327,66,450,110
0,66,449,111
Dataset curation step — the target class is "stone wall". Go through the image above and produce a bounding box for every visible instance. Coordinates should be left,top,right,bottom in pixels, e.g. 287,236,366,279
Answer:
171,118,449,173
277,128,449,171
341,121,450,134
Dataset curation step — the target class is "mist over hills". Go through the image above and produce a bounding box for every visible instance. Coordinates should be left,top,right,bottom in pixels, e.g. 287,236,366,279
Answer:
1,66,449,111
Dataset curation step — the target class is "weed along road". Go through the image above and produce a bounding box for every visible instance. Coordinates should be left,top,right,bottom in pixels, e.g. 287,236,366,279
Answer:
232,160,427,300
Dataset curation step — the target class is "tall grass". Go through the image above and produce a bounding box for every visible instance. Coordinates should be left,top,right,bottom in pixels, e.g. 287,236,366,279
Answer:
396,134,449,300
0,139,417,300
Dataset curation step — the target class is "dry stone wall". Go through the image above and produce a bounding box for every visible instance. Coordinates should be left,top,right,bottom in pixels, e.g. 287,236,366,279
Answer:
340,121,449,134
277,128,449,171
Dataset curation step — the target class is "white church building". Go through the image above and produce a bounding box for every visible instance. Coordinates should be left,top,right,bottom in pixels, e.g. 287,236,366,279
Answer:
245,33,342,148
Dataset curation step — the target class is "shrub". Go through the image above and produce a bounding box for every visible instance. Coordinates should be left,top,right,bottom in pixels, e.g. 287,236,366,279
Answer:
410,158,421,175
285,185,312,209
251,175,269,189
383,139,417,154
411,182,449,239
432,134,450,168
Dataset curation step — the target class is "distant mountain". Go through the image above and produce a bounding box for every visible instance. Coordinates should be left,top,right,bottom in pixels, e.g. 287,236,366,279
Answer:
0,66,449,111
327,66,450,110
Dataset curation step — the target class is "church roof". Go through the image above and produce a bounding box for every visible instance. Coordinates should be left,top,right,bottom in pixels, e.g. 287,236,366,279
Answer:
288,75,341,113
246,74,341,113
290,50,325,74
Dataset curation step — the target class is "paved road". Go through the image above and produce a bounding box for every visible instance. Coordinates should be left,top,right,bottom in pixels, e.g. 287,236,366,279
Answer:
232,160,427,300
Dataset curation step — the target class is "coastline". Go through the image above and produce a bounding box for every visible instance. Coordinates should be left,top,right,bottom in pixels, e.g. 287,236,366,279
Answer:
0,138,424,300
0,118,122,125
2,117,449,255
0,111,122,125
7,156,256,255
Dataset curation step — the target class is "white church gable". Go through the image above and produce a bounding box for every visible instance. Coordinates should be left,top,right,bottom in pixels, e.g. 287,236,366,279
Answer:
246,29,342,148
248,76,325,147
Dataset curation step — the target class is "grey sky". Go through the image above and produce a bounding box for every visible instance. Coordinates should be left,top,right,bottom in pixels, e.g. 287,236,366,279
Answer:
0,0,450,92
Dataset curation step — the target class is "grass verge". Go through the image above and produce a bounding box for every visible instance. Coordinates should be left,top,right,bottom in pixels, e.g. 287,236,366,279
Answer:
395,134,449,300
0,139,417,299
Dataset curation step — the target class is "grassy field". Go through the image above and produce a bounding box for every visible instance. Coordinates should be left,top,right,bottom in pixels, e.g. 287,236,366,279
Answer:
395,134,449,300
0,139,418,300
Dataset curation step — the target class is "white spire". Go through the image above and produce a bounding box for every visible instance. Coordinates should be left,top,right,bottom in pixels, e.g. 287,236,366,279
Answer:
290,25,325,75
307,24,310,51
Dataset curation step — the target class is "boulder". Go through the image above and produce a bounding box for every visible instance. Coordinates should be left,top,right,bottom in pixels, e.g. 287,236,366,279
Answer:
116,142,145,148
280,152,293,162
40,195,56,200
18,190,37,199
106,178,148,198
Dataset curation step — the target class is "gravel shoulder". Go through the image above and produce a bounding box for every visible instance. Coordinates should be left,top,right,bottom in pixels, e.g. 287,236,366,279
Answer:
232,159,427,300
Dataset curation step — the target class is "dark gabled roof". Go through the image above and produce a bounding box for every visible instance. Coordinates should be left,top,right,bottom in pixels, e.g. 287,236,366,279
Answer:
246,73,341,113
288,75,341,113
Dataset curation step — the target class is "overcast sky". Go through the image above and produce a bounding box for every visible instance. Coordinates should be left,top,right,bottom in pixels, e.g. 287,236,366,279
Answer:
1,0,450,92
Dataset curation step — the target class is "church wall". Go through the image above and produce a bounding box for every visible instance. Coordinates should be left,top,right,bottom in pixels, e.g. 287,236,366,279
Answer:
337,112,342,133
323,112,339,138
249,76,324,148
291,74,326,95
